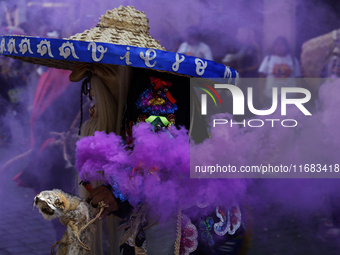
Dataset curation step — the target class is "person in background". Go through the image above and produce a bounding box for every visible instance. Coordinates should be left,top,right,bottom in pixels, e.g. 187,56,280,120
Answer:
0,15,35,144
4,2,19,28
258,36,302,107
0,56,32,141
4,29,81,240
0,71,11,146
221,27,262,120
177,26,213,61
3,2,25,34
222,27,261,78
9,68,81,240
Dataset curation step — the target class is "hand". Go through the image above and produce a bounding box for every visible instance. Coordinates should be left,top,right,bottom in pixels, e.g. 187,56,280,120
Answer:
86,185,119,220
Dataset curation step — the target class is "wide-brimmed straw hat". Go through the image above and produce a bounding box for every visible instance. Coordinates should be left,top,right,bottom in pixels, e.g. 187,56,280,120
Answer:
301,29,340,78
0,6,237,79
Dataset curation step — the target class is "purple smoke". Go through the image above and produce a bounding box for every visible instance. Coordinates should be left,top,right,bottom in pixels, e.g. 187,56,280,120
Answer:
2,0,340,253
76,123,247,220
75,77,340,231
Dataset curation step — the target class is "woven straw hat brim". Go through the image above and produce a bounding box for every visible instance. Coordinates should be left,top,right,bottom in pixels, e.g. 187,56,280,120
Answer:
0,35,238,79
301,29,340,78
0,6,238,79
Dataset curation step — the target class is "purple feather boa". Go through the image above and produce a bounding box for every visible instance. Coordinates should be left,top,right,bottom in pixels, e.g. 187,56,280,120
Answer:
75,122,247,219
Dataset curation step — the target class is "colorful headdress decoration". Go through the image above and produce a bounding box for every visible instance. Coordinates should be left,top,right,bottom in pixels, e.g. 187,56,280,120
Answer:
150,76,176,104
0,6,237,79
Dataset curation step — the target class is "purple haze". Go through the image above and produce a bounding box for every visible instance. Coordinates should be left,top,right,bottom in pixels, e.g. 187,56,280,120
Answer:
1,0,340,253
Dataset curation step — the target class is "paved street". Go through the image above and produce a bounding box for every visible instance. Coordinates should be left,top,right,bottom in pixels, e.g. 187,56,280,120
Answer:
0,116,56,255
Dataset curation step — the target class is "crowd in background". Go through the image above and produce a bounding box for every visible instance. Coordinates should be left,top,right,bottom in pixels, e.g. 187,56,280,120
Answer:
0,1,336,147
0,4,332,146
175,26,316,121
0,2,82,239
0,3,336,178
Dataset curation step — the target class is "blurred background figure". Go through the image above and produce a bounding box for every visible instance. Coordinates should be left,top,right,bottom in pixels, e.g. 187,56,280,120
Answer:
222,27,261,78
301,28,340,240
1,27,83,241
320,32,340,79
302,29,340,80
4,2,19,28
0,72,11,146
0,0,35,147
0,50,33,146
221,27,262,120
1,0,25,35
177,25,213,60
258,36,302,107
8,67,81,240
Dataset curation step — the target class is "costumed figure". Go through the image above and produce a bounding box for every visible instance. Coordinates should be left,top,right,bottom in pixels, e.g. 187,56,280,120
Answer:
300,28,340,240
177,26,214,61
301,29,340,79
301,28,340,105
0,6,249,255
